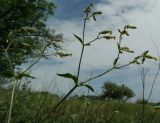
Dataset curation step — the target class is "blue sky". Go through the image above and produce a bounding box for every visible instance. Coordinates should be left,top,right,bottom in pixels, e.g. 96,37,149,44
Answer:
54,0,98,19
30,0,160,102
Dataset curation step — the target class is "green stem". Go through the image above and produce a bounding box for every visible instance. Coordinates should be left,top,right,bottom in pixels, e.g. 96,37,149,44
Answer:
40,18,87,123
81,62,132,84
7,78,17,123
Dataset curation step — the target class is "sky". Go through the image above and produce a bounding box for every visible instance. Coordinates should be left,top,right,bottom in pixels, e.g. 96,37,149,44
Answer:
29,0,160,102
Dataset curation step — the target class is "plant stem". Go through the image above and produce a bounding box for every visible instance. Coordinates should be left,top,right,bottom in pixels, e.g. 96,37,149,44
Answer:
141,68,148,123
2,41,16,123
40,18,87,123
7,78,17,123
85,36,103,45
147,46,160,101
81,62,132,84
22,42,49,73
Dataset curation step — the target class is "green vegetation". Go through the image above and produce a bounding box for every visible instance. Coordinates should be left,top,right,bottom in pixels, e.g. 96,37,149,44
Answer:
0,88,160,123
0,0,62,83
0,1,160,123
101,81,135,101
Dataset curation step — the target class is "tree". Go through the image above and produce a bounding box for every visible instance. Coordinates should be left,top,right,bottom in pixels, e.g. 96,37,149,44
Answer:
101,81,135,101
0,0,62,80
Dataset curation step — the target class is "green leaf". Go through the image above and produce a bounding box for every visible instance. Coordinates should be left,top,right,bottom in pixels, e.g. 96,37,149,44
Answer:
23,43,31,47
93,11,102,15
145,55,158,61
16,73,36,79
118,29,122,33
103,36,115,40
117,43,120,51
21,26,34,32
84,3,93,13
113,58,118,66
126,25,137,29
90,3,93,7
57,73,78,83
56,52,72,57
84,85,94,92
0,70,13,78
142,57,145,64
120,47,134,53
142,50,149,56
85,43,91,46
92,11,102,21
93,14,96,21
122,30,129,36
73,34,83,44
127,50,134,53
8,31,14,40
99,30,112,34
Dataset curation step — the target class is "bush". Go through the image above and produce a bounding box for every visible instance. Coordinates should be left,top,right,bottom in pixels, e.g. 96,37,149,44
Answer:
101,81,135,101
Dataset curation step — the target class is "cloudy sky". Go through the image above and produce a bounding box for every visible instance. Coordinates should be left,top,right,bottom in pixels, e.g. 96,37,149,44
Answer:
30,0,160,102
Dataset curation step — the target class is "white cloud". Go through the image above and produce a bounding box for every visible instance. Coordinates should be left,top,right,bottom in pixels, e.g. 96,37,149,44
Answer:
30,0,160,101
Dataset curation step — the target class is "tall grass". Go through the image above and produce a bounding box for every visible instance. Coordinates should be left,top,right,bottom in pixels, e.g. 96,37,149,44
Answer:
1,88,160,123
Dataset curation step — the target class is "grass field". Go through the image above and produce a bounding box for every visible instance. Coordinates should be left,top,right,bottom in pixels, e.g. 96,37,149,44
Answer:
0,88,160,123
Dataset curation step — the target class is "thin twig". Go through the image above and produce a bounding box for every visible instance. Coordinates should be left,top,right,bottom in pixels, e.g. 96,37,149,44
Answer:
85,36,103,45
147,44,160,101
81,62,131,84
140,68,148,123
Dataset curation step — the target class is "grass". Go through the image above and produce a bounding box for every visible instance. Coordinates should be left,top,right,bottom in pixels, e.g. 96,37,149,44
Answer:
0,88,160,123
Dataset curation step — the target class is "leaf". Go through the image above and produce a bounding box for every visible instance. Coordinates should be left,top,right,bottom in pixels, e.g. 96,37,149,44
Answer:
93,14,96,21
8,31,14,40
142,50,149,56
16,73,36,79
93,11,102,15
73,34,83,44
145,55,158,61
90,3,93,7
92,11,102,21
56,52,72,57
126,25,137,29
142,57,145,64
122,30,129,36
120,47,134,53
84,3,93,13
103,36,115,40
99,30,112,34
117,43,120,51
85,43,91,46
0,70,13,78
113,58,118,66
118,29,122,33
127,50,134,53
84,85,94,92
84,9,90,13
57,73,78,84
23,43,31,47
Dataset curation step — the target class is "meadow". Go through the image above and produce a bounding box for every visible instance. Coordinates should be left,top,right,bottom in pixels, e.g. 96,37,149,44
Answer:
1,1,160,123
1,87,160,123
